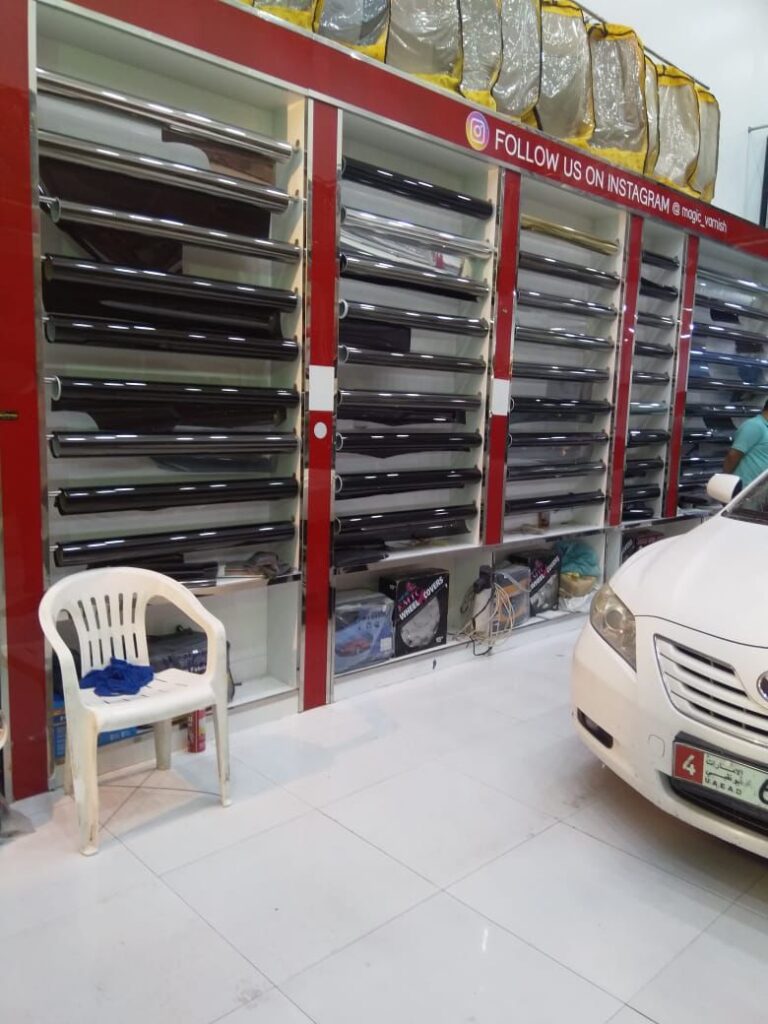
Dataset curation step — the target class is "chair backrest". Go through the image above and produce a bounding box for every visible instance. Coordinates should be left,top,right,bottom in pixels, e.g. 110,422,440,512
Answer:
38,566,182,674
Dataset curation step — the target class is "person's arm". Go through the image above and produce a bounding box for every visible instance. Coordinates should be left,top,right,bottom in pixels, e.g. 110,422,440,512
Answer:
725,419,762,474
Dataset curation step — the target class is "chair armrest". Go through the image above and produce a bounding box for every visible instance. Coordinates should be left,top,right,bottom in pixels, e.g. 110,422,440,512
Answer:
37,607,87,713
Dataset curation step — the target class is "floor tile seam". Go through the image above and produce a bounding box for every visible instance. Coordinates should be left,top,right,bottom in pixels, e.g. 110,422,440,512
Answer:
157,861,283,988
125,751,279,795
721,897,768,925
622,884,744,1009
273,987,322,1024
117,765,156,786
99,784,143,826
223,753,328,810
735,867,768,916
100,808,307,984
430,753,579,820
561,817,759,904
442,888,625,1006
0,828,162,944
315,805,442,889
101,773,151,790
610,1008,660,1024
114,798,314,878
443,818,561,889
281,751,449,809
277,888,440,991
318,749,560,824
134,782,223,796
467,703,572,729
205,984,320,1024
449,691,526,727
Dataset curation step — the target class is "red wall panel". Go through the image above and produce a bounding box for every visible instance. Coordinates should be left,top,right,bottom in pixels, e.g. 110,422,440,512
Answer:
0,0,48,797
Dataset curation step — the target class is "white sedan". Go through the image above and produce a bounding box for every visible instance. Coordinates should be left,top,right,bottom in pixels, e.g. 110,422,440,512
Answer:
572,471,768,856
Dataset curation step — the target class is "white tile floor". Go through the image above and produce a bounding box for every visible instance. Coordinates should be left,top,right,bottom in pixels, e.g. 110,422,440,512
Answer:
3,625,768,1023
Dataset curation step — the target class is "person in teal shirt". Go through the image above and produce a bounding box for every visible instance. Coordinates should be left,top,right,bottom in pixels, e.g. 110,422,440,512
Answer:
724,400,768,485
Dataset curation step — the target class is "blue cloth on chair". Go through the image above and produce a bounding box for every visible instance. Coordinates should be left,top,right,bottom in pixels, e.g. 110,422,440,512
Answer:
80,658,154,697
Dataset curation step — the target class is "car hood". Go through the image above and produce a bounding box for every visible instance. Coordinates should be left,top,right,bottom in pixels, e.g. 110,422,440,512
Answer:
613,514,768,647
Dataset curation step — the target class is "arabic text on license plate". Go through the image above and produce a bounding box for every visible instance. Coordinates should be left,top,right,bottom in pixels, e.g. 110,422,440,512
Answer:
673,743,768,810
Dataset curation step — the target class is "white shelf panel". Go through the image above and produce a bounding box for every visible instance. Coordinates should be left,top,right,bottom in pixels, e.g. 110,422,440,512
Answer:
230,676,296,709
502,523,603,545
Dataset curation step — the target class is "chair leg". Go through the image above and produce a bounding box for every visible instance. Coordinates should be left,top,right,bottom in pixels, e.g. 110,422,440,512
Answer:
69,717,100,856
153,719,172,770
212,701,231,807
63,740,74,796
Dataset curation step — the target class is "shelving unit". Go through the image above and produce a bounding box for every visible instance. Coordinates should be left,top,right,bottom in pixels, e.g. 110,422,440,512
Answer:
333,114,498,570
678,241,768,512
4,0,767,799
620,223,686,522
505,179,625,542
36,5,306,715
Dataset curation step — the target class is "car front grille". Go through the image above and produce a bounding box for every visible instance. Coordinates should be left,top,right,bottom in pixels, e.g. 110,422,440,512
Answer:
655,636,768,747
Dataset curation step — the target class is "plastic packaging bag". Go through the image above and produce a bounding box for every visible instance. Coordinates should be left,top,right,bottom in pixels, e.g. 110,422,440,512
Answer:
458,0,502,108
654,65,701,194
314,0,390,61
587,23,647,173
536,0,594,145
644,56,660,175
493,0,541,120
252,0,317,30
691,85,720,202
386,0,463,93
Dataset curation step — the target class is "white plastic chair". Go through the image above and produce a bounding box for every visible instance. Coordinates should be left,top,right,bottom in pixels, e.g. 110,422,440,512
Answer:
38,567,230,855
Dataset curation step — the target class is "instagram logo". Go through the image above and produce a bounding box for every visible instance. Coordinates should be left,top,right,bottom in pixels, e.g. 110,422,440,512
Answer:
466,111,490,151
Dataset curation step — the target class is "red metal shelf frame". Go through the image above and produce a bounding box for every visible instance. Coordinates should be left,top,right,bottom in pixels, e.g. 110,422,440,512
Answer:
665,236,701,517
608,215,644,527
303,100,340,712
485,171,521,545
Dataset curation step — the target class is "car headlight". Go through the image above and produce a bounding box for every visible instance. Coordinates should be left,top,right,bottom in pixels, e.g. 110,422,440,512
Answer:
590,584,636,669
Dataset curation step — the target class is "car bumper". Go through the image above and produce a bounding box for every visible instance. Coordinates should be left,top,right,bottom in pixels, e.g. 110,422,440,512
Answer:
572,618,768,858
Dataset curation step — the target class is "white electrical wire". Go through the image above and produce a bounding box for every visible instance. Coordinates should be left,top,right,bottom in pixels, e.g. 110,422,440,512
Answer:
457,576,523,655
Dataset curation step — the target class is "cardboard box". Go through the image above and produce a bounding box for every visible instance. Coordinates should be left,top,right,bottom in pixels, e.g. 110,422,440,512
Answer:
379,568,449,658
334,590,395,674
504,550,561,615
621,529,664,564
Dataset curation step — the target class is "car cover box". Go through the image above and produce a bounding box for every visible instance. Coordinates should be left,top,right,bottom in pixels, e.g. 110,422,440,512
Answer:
379,568,449,657
334,589,395,674
503,549,561,614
